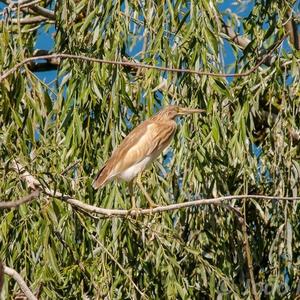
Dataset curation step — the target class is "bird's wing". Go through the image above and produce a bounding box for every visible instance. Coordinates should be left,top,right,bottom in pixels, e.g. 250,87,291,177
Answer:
93,120,176,188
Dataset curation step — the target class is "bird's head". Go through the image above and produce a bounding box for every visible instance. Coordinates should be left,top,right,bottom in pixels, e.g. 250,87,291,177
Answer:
159,105,205,120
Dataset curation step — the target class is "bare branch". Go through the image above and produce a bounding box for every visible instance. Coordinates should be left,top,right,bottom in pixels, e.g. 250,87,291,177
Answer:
0,0,54,19
3,266,37,300
221,22,250,49
26,4,54,19
0,36,287,82
220,21,276,66
61,160,81,176
8,162,300,217
50,193,300,217
284,13,300,50
12,161,40,189
0,15,49,24
0,190,40,208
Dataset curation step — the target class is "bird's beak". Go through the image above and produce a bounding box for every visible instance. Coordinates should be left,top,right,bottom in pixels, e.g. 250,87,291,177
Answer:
178,107,206,115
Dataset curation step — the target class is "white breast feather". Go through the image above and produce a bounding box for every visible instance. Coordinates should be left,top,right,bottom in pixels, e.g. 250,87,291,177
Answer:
117,156,153,182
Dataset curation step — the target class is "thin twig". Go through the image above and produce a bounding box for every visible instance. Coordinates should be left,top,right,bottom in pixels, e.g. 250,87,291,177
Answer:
0,35,287,83
0,0,54,19
0,190,40,208
60,160,81,176
0,15,49,24
3,266,37,300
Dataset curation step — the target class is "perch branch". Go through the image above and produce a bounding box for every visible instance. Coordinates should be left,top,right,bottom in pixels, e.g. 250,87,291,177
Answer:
3,162,300,216
47,193,300,217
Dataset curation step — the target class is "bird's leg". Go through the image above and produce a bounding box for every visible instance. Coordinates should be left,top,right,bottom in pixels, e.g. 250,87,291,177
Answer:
128,181,142,217
136,173,158,208
128,181,136,209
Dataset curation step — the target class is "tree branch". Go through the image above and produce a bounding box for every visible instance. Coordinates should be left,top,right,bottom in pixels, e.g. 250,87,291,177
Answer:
0,15,50,24
3,265,37,300
0,190,40,208
0,0,54,19
220,21,276,66
26,4,54,19
284,12,300,50
47,193,300,217
7,161,300,217
221,22,250,49
12,161,40,189
0,36,287,82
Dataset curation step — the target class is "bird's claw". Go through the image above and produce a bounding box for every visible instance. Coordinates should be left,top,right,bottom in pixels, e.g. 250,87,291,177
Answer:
148,202,159,209
128,206,142,217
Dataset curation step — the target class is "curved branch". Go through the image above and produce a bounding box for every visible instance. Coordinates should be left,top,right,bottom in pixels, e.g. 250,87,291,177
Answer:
8,161,300,216
221,22,250,49
0,36,286,82
0,190,40,208
4,266,37,300
53,193,300,217
0,0,54,19
27,5,54,19
12,161,40,189
220,21,275,66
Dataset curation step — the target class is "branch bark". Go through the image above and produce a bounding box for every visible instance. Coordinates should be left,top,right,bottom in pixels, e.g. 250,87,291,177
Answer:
221,22,250,49
3,266,37,300
6,161,300,217
0,36,286,82
220,21,275,66
0,15,49,24
284,12,300,50
0,190,40,208
0,0,55,19
26,4,54,19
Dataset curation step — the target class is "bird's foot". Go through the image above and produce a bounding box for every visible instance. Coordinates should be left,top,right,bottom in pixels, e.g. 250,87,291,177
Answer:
148,201,159,209
128,206,142,217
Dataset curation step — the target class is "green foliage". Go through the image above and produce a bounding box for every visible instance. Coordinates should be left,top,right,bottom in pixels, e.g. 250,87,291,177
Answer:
1,0,300,299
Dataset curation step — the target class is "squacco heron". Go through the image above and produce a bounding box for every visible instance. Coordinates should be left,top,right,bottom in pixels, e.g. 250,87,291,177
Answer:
93,105,205,208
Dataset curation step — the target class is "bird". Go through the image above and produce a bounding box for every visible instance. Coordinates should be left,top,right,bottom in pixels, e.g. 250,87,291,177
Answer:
93,105,205,208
